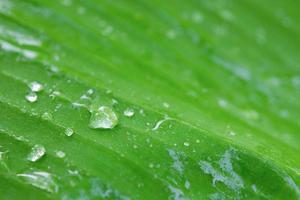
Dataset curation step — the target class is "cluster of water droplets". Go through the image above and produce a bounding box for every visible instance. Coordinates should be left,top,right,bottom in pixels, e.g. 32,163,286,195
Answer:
25,81,43,103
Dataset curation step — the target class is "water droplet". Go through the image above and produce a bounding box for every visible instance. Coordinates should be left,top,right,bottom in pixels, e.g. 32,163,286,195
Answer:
80,94,90,100
185,180,190,189
49,90,61,99
42,112,53,120
139,109,145,116
229,131,236,136
25,92,37,103
149,163,154,168
50,65,60,73
123,108,135,117
27,144,46,162
183,142,190,147
65,128,74,137
251,184,258,193
17,171,58,193
152,116,171,131
29,81,43,92
112,98,118,105
55,150,65,158
87,89,94,95
218,99,227,108
163,102,170,108
89,106,118,129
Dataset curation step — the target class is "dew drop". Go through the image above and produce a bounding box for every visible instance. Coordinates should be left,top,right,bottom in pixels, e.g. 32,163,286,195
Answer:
17,171,58,193
185,180,190,189
25,92,37,103
55,150,65,158
183,142,190,147
49,90,61,99
87,89,94,95
89,106,118,129
163,102,170,108
149,163,154,168
112,98,118,105
139,109,145,116
29,81,43,92
123,108,135,117
42,112,53,120
65,128,74,137
27,144,46,162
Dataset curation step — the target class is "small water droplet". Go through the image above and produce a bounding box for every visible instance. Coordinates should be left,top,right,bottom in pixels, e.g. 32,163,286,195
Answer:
229,131,236,136
55,150,65,158
27,144,46,162
50,65,60,73
218,99,227,108
17,171,58,193
42,112,53,120
65,128,74,137
80,94,90,100
163,102,170,108
139,109,145,116
149,163,154,168
49,90,61,99
124,108,135,117
183,142,190,147
25,92,37,103
87,89,94,95
185,180,190,189
29,81,43,92
112,98,118,105
89,106,118,129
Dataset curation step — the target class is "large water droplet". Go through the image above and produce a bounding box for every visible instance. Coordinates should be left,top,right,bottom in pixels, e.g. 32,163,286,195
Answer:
25,92,37,103
29,81,43,92
65,128,74,137
27,144,46,162
89,106,118,129
17,171,58,193
123,108,134,117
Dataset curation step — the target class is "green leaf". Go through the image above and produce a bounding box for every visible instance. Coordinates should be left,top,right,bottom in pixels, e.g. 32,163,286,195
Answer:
0,0,300,199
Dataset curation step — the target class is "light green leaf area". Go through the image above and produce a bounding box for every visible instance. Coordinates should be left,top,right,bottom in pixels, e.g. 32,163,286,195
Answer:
0,0,300,199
